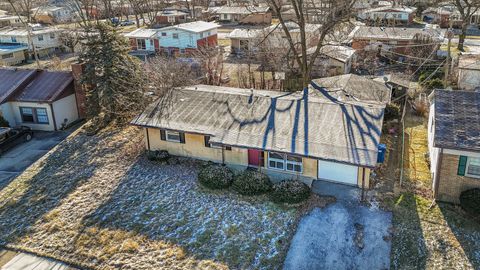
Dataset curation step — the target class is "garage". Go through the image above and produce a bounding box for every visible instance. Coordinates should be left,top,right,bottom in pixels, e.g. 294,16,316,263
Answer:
318,160,358,185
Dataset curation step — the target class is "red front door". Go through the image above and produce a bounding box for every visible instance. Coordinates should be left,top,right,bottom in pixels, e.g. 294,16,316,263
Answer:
248,149,263,166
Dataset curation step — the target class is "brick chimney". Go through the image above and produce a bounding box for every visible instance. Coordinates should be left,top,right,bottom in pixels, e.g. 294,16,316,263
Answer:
71,63,87,119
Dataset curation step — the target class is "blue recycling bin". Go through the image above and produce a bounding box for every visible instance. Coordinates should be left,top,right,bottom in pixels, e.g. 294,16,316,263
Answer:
377,144,386,163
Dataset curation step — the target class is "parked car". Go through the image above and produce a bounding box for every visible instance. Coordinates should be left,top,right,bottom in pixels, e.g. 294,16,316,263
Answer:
0,126,33,154
120,20,135,26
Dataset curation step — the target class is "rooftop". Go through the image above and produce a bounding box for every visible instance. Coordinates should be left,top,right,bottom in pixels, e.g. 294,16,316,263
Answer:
310,74,391,105
433,89,480,151
0,26,64,36
213,6,270,15
0,68,74,104
458,54,480,71
131,85,384,167
362,6,416,14
0,43,28,54
307,45,356,62
124,28,159,38
352,26,445,41
162,21,219,33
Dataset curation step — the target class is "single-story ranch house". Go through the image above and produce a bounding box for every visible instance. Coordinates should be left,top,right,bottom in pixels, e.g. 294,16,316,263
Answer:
428,89,480,203
0,68,80,131
132,84,386,188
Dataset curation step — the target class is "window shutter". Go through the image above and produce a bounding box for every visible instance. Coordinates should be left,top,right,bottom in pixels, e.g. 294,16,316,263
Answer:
225,146,232,151
179,132,186,144
160,129,166,141
260,151,265,167
458,156,468,176
204,136,210,147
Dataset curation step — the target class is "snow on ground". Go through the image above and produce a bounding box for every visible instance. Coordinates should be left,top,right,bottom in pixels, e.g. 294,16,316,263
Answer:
284,202,392,270
0,127,299,270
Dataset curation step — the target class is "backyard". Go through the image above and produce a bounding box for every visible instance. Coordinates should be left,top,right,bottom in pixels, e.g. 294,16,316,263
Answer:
0,126,311,269
385,109,480,270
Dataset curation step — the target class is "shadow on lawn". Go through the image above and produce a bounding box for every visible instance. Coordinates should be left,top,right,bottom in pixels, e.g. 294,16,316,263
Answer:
390,193,428,270
79,157,292,269
0,129,123,247
439,202,480,269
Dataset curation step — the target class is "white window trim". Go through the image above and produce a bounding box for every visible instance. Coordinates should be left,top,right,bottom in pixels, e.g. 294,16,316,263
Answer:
166,130,181,143
465,157,480,179
267,152,303,173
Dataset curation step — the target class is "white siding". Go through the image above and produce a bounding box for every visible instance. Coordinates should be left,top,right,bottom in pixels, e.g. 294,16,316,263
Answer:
158,29,200,49
9,101,55,131
52,94,79,129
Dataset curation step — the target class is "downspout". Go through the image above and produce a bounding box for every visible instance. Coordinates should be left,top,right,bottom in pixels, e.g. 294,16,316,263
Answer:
49,103,58,131
361,168,366,202
433,148,443,201
146,128,150,151
221,147,225,165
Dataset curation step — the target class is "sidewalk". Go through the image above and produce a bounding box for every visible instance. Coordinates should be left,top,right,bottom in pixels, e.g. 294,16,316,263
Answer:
0,250,77,270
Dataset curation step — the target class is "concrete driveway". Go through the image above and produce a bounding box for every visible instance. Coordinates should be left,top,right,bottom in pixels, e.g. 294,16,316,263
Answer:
284,181,392,270
0,251,76,270
0,131,70,190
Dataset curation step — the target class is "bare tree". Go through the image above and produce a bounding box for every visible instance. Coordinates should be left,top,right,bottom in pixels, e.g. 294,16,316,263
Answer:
6,0,48,68
192,46,226,86
262,0,356,88
450,0,480,51
59,30,82,53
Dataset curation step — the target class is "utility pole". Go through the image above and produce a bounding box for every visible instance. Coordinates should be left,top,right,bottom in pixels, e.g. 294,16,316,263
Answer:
444,27,454,87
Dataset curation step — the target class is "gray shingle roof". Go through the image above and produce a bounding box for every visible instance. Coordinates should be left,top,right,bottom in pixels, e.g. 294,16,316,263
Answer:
131,85,384,167
433,89,480,151
353,26,445,41
310,74,391,105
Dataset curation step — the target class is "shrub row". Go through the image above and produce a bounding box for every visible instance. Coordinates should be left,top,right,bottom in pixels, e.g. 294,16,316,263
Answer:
460,188,480,219
197,163,310,204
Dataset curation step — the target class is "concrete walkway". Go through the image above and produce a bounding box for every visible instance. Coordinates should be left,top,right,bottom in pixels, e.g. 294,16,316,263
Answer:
0,251,77,270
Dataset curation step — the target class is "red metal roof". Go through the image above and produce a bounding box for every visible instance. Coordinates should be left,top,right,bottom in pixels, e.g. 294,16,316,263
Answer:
0,68,74,104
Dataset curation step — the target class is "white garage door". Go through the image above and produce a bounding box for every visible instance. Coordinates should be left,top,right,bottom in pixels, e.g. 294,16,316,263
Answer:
318,160,358,185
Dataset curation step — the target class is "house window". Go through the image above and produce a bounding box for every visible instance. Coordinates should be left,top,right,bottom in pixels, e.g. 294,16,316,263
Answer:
11,36,16,42
50,33,55,39
223,14,228,20
200,32,204,38
466,157,480,178
38,35,44,41
1,53,13,59
137,39,146,50
20,107,49,124
161,32,167,36
268,152,303,173
208,31,211,36
166,130,181,142
173,33,179,39
167,16,175,23
180,48,186,54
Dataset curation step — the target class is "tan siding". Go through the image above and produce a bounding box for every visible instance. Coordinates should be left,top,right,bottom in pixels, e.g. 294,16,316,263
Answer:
147,128,247,166
357,167,371,188
302,157,318,178
437,154,480,203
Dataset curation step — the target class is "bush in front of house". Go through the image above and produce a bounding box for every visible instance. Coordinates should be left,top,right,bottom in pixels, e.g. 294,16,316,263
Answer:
384,103,400,121
232,170,272,196
270,180,311,204
198,163,234,189
459,188,480,219
147,150,170,162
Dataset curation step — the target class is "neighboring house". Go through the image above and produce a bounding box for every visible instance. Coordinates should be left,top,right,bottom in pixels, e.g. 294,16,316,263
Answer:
211,6,271,24
307,45,357,77
373,73,413,98
0,26,65,58
156,21,219,56
310,74,391,105
0,43,28,66
228,22,321,54
0,14,25,27
31,5,75,24
457,54,480,91
132,84,385,188
0,68,80,131
155,10,188,25
125,28,160,60
422,5,480,28
358,6,416,25
351,26,444,54
428,89,480,203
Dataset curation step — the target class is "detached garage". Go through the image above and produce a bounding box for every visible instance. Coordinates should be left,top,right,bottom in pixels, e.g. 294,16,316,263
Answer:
318,160,358,185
